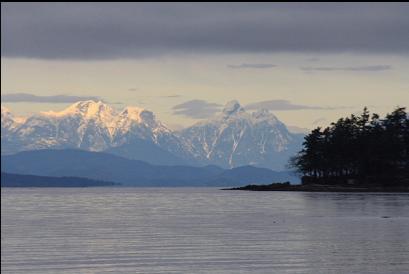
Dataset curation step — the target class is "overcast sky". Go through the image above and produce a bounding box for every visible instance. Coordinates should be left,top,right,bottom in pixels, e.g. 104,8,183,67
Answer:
2,3,408,129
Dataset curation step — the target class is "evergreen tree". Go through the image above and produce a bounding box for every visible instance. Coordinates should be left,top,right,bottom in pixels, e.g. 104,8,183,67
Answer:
290,107,408,187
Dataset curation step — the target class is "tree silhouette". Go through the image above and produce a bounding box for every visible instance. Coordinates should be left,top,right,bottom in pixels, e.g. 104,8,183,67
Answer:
290,107,408,187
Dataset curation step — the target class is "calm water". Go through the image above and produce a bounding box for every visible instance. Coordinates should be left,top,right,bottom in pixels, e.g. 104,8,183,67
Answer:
1,188,409,274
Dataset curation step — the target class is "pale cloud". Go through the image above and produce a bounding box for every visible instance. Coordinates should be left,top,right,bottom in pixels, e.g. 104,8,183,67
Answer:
300,65,392,72
1,93,102,103
172,100,222,119
227,63,276,69
245,100,336,111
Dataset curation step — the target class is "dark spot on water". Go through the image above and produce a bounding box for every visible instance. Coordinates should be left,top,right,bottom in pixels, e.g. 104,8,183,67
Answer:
382,216,391,218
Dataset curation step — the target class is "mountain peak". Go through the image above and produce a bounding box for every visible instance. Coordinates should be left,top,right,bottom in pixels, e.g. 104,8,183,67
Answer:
72,100,103,107
42,100,115,119
1,105,19,132
222,100,244,116
253,108,269,117
69,100,111,115
1,105,12,115
180,100,300,169
120,106,145,122
252,108,278,123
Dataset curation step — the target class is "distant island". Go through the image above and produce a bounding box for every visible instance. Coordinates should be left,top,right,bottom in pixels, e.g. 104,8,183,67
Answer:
1,172,117,187
228,107,409,192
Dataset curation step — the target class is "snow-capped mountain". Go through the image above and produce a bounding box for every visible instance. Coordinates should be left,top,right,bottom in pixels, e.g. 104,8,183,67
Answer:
1,100,304,169
179,100,303,170
1,101,191,165
1,106,15,135
1,106,25,155
110,106,190,161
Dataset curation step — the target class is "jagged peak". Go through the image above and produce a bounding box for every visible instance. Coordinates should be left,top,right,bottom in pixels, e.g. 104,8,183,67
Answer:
121,106,145,114
252,108,278,122
1,105,25,128
139,109,155,120
119,106,145,121
222,100,244,116
1,105,12,115
30,100,167,133
118,106,158,124
67,100,114,116
189,101,284,128
41,100,116,119
252,108,269,117
1,106,28,125
1,105,13,124
72,100,104,107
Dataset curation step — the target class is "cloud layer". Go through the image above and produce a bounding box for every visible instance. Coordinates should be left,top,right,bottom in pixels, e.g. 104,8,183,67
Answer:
2,3,409,59
227,63,276,69
300,65,392,72
172,100,222,119
245,100,334,111
1,93,102,103
172,99,339,119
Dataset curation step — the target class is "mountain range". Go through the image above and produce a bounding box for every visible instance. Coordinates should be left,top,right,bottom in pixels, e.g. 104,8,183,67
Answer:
1,101,190,165
1,100,303,170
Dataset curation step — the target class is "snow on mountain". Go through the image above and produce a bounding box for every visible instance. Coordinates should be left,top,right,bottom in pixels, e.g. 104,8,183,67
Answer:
1,106,26,154
1,106,16,133
1,101,191,164
12,101,117,151
111,106,190,161
1,100,304,169
179,100,303,170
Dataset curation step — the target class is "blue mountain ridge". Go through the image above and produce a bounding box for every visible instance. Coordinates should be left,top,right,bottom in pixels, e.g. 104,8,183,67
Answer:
1,149,300,187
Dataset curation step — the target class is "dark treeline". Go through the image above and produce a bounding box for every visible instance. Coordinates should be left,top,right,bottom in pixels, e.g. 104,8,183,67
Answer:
290,107,408,187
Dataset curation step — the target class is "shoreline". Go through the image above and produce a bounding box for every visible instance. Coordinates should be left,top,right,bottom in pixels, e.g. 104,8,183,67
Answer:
224,183,409,192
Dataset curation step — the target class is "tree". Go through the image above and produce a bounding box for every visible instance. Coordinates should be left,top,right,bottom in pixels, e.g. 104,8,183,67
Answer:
289,107,408,187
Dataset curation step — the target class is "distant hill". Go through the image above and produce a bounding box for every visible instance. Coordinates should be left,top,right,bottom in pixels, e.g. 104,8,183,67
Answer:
1,149,300,187
1,172,117,187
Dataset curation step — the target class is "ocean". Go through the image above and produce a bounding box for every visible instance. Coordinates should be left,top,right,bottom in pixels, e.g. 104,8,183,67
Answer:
2,187,409,273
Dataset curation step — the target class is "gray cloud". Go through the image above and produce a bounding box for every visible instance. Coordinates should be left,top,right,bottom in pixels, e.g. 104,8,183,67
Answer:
1,93,102,103
172,99,222,119
228,63,276,69
301,65,392,72
245,100,336,111
2,3,409,59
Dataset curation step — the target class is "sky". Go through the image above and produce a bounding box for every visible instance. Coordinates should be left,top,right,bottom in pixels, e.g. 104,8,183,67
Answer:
1,3,409,130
